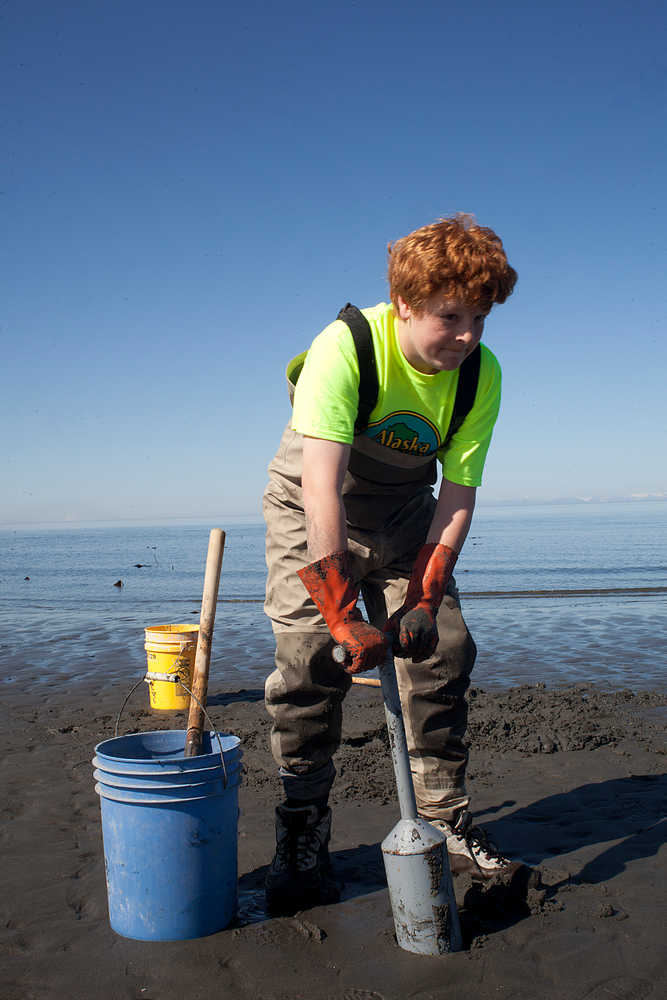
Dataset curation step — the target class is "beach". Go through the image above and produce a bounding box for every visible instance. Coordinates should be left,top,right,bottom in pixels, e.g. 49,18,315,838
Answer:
2,648,665,1000
2,510,666,997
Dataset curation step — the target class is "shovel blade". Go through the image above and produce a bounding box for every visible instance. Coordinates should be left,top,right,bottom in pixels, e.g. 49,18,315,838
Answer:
381,818,461,955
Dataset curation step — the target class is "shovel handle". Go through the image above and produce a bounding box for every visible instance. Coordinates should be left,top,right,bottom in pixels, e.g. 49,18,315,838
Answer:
184,529,225,757
333,644,381,685
332,644,348,666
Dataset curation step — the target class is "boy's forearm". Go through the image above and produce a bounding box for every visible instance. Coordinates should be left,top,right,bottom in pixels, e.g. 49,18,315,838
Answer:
302,436,350,561
304,496,348,560
426,479,476,553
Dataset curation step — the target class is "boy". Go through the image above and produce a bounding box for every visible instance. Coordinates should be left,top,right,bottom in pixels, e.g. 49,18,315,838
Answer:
263,214,519,914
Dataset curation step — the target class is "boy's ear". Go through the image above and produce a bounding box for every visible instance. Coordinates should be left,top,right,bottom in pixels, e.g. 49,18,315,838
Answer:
396,295,412,321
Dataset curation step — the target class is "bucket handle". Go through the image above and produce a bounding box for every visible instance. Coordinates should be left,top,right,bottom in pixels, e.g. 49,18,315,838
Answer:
147,638,196,673
114,674,229,786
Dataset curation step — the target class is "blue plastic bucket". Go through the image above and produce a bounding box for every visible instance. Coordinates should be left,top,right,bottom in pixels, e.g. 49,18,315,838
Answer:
93,730,242,941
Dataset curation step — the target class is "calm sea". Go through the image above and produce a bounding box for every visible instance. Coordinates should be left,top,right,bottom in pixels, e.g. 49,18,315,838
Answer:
1,501,665,692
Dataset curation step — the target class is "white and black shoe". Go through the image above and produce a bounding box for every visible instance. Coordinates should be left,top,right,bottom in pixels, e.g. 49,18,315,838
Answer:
265,803,340,915
430,809,524,881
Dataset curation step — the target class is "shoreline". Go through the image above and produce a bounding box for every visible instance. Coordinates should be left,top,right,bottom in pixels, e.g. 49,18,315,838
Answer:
1,656,665,999
3,594,667,694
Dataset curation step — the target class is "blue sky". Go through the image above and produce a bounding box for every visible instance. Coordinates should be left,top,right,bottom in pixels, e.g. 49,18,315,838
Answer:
2,0,666,524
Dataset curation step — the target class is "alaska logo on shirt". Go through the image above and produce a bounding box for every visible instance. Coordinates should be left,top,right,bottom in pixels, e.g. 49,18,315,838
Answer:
364,412,440,456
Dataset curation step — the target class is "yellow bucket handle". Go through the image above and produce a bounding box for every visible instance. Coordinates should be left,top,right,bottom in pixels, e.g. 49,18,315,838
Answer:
172,639,196,667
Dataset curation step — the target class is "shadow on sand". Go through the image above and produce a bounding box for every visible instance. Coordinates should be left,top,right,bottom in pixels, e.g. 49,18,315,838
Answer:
208,688,265,707
236,773,666,947
482,773,667,885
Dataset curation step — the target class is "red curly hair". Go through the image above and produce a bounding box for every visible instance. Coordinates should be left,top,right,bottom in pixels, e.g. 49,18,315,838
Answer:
388,214,517,315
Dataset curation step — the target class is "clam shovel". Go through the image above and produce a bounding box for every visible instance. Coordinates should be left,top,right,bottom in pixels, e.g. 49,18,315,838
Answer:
334,646,461,955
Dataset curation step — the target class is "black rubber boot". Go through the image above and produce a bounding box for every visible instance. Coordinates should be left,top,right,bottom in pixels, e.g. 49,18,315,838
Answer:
265,803,340,916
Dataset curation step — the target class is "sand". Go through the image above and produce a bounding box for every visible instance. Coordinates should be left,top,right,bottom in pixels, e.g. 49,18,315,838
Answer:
1,666,665,1000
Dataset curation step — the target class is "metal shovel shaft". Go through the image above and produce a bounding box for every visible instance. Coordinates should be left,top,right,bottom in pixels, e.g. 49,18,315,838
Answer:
377,653,418,820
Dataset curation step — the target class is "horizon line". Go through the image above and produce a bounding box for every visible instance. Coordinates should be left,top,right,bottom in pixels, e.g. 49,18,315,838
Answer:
1,493,666,530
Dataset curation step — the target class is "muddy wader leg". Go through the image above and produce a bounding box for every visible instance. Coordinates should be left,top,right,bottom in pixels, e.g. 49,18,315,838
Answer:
264,630,351,914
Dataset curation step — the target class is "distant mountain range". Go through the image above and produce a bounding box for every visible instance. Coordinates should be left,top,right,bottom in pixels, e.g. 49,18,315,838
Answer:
480,492,667,507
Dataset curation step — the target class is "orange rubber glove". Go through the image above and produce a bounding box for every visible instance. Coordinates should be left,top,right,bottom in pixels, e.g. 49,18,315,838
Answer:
384,543,458,662
298,550,387,674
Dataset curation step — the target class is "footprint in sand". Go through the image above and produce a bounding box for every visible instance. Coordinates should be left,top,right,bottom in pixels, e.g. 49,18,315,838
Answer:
580,975,654,1000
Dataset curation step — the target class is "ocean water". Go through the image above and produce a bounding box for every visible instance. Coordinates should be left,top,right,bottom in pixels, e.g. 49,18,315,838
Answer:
1,501,665,692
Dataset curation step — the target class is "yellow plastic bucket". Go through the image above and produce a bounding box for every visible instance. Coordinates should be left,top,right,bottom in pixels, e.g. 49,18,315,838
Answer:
144,624,199,711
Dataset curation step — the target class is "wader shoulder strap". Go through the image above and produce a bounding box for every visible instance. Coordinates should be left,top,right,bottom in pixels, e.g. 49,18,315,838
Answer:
443,344,481,448
337,303,378,434
337,303,481,444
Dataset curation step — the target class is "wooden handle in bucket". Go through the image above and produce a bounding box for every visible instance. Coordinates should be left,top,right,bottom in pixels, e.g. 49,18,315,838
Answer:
184,529,225,757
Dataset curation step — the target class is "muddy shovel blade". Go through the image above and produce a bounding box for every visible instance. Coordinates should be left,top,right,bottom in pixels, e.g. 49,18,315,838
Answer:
382,818,461,955
378,652,461,955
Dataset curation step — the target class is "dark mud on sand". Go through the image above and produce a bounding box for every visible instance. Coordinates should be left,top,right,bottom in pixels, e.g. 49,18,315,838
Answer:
1,673,665,1000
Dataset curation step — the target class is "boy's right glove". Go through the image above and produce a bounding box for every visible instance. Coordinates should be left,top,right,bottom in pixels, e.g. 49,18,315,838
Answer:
297,550,387,674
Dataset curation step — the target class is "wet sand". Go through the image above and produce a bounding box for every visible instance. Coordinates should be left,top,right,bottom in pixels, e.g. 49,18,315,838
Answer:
1,661,665,1000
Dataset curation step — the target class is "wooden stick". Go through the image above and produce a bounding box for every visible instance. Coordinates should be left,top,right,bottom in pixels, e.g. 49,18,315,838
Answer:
184,529,225,757
351,675,381,688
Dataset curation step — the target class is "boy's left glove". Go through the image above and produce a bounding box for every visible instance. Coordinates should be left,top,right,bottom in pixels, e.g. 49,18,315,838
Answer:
297,550,387,674
384,543,458,662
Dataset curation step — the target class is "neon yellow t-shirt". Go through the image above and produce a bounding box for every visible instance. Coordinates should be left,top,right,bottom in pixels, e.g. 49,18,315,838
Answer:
291,302,501,487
